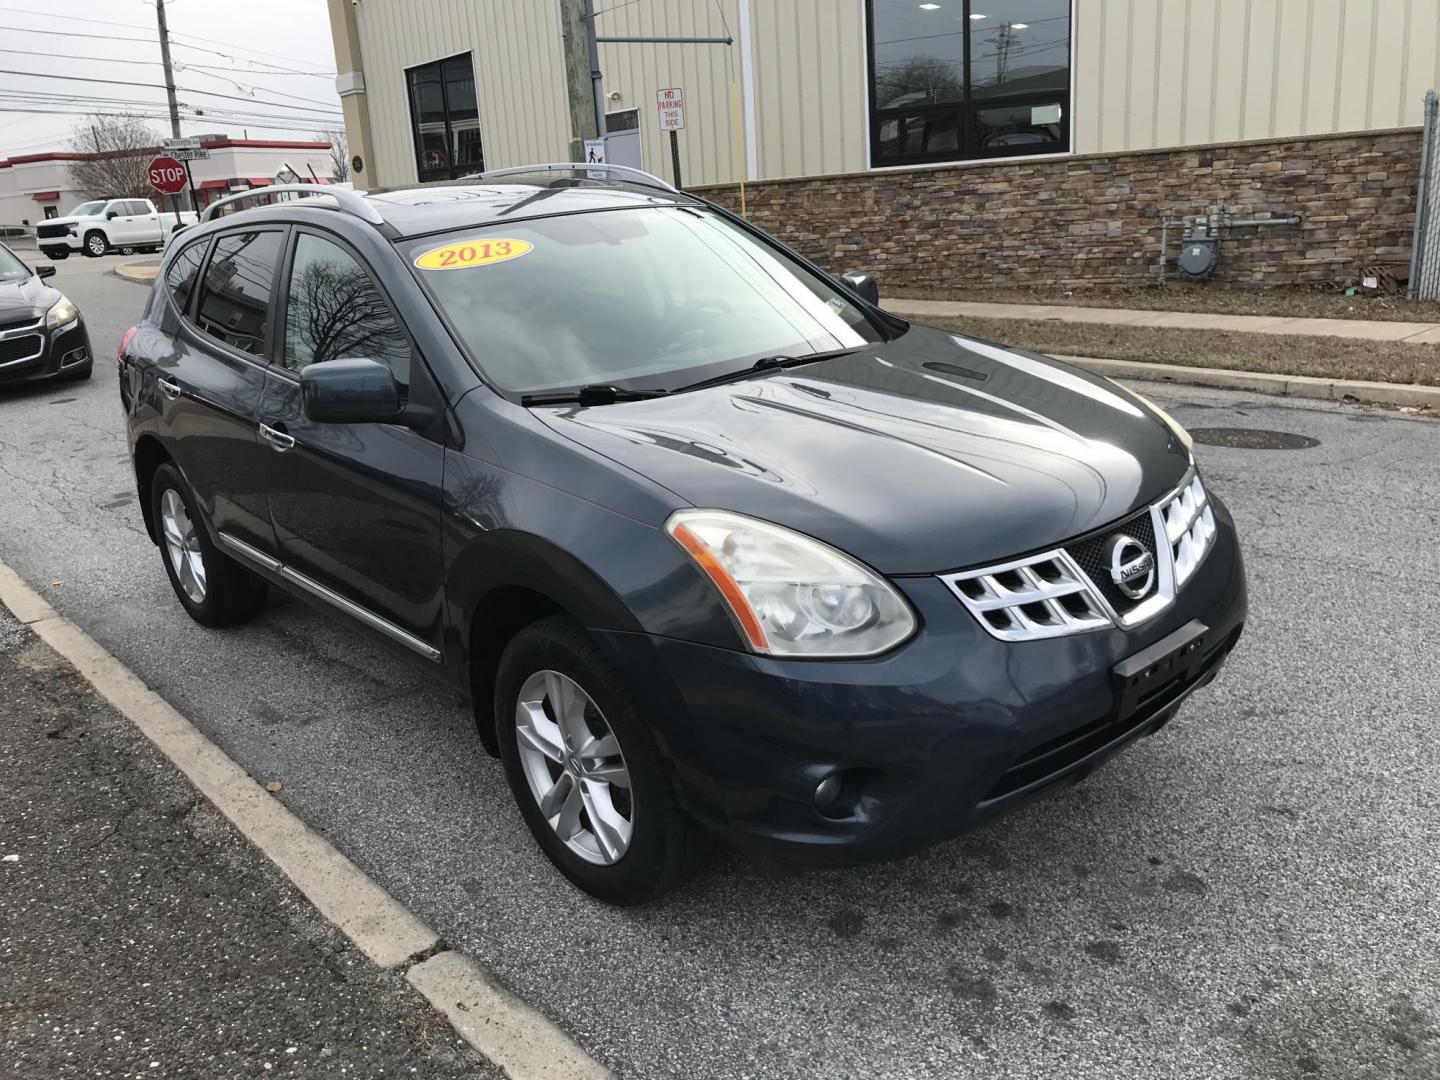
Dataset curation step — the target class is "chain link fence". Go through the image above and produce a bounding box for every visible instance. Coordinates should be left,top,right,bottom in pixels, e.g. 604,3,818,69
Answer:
1409,90,1440,300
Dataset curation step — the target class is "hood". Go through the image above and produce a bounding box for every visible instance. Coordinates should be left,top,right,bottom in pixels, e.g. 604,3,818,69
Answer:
535,325,1192,575
0,275,58,323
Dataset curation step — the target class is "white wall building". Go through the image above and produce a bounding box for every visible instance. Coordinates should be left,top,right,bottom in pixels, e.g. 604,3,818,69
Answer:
0,138,336,231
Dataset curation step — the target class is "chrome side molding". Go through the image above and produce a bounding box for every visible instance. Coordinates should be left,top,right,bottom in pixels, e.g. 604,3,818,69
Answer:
217,532,441,663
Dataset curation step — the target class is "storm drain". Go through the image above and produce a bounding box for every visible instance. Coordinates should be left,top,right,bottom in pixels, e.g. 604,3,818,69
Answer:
1189,427,1320,450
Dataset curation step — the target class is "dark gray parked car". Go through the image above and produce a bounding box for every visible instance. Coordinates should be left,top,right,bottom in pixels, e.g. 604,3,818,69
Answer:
119,167,1246,904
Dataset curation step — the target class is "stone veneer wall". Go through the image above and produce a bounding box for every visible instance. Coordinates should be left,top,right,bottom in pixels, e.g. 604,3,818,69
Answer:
695,129,1422,291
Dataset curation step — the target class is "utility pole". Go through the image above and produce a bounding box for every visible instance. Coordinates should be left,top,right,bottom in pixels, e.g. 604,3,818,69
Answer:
154,0,181,139
558,0,599,163
154,0,199,212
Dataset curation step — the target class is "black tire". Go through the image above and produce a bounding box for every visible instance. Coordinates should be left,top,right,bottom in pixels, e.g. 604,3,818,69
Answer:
495,614,704,905
150,462,267,627
41,248,68,261
83,231,107,258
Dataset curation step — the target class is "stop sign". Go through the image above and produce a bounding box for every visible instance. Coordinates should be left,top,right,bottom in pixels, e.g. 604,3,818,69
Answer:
147,155,188,195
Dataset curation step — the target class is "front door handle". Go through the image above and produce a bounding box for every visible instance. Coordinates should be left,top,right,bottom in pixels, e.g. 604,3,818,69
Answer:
157,377,181,400
259,422,295,452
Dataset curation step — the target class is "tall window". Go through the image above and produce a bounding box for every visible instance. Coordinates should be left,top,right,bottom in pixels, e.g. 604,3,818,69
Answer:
406,52,484,182
867,0,1070,168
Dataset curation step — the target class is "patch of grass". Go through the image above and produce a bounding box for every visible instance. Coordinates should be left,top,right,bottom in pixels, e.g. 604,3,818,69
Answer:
925,316,1440,387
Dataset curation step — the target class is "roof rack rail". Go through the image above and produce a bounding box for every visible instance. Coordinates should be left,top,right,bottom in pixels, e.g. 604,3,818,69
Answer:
460,163,680,196
199,184,385,225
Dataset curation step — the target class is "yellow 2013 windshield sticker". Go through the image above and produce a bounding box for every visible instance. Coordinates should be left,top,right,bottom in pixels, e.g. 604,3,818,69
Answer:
414,238,533,271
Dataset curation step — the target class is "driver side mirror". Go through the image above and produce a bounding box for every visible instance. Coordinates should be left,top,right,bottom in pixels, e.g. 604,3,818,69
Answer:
36,265,56,280
301,358,401,424
840,271,880,306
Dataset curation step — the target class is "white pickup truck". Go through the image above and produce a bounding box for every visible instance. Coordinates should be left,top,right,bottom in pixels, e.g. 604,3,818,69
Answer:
35,198,198,260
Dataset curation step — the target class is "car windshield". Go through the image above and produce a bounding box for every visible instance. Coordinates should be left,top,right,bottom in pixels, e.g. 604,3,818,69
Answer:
0,245,30,283
402,205,887,395
71,201,106,217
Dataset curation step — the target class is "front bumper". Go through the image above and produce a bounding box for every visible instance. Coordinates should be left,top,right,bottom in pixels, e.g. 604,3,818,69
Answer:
597,494,1247,866
0,316,92,386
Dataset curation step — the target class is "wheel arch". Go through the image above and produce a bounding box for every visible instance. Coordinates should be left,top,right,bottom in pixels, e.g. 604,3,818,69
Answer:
451,531,647,757
132,434,173,544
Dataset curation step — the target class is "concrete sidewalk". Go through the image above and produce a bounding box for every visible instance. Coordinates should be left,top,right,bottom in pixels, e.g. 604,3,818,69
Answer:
0,606,502,1079
883,297,1440,345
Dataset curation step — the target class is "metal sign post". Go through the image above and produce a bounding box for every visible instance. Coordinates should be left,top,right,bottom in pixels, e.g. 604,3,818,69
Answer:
657,88,685,191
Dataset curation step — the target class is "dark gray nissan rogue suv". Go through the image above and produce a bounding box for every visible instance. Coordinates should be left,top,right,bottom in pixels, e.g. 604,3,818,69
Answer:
119,167,1246,904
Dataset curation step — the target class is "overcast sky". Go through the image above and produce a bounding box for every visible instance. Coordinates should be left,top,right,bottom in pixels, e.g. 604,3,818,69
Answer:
0,0,341,157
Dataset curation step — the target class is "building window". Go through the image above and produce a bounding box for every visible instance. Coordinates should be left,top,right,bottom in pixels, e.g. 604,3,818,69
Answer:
866,0,1070,168
406,52,484,182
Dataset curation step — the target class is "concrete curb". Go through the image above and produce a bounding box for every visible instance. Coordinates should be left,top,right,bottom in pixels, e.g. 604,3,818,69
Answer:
1057,354,1440,410
115,263,159,284
0,558,611,1080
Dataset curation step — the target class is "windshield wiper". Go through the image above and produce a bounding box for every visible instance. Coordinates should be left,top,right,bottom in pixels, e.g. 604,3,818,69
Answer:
521,384,669,407
673,347,864,394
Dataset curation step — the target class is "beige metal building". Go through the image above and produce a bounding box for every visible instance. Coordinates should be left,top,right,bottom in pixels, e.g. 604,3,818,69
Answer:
327,0,1439,189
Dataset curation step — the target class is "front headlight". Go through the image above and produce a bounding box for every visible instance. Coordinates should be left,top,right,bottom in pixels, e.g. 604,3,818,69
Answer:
45,295,79,330
666,509,917,658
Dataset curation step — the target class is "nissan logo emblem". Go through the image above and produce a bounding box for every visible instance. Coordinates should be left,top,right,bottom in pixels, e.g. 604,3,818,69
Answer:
1105,535,1156,600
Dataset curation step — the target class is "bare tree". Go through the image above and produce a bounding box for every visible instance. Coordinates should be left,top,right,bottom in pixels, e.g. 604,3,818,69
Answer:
316,127,350,182
68,115,162,198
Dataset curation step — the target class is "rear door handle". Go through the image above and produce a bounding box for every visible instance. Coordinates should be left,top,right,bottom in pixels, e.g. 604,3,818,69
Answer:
157,377,182,400
259,422,295,452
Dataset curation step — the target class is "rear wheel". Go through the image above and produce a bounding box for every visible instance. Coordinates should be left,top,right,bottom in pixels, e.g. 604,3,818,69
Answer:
495,615,704,905
150,462,267,627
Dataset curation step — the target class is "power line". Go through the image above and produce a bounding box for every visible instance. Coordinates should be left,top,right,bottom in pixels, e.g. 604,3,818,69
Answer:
0,6,337,74
0,106,332,136
1,26,333,77
0,68,341,118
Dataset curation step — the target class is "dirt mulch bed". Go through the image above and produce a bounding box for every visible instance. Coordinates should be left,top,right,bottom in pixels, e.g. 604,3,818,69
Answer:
896,284,1440,325
924,315,1440,387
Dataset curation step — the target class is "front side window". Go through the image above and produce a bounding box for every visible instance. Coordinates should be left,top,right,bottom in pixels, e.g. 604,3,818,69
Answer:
194,231,285,356
867,0,1070,167
404,206,886,396
125,200,151,216
282,233,411,391
406,52,484,183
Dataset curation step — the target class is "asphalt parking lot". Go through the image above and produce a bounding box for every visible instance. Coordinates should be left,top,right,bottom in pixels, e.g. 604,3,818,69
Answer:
2,263,1438,1079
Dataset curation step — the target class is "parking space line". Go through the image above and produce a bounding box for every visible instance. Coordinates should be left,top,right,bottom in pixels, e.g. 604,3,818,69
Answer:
0,556,613,1080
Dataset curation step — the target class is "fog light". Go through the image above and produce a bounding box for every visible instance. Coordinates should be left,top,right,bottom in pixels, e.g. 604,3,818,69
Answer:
60,348,88,368
814,773,847,816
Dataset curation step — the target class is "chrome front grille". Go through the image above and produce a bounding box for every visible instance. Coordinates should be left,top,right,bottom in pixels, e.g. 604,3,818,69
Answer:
942,550,1111,642
1159,475,1216,588
943,470,1217,642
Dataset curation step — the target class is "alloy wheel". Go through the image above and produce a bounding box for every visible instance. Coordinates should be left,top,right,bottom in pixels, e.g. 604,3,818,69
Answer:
514,669,634,865
160,488,206,605
86,235,106,256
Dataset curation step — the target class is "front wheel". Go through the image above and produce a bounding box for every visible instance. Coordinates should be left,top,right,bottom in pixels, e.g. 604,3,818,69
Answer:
83,231,107,257
495,615,705,905
150,462,267,627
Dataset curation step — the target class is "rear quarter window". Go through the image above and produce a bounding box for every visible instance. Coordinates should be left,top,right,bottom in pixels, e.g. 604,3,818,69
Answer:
163,240,208,320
